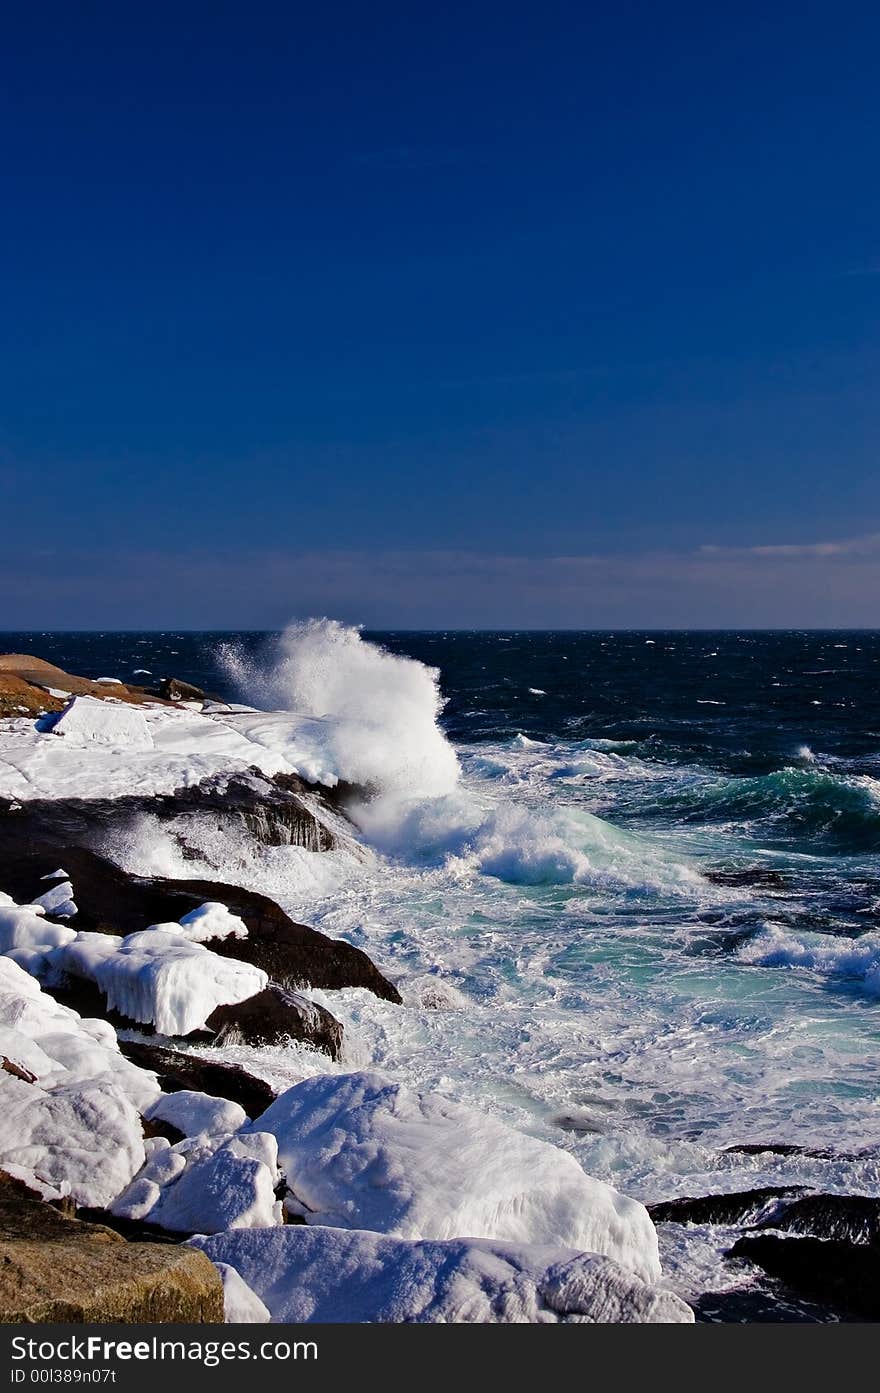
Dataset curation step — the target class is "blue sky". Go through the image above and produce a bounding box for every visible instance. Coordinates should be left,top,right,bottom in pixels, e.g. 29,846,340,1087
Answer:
1,2,878,627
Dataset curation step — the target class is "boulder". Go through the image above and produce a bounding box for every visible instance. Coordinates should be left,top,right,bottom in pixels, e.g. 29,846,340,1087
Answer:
0,844,401,1003
728,1234,880,1320
159,677,205,703
117,1041,276,1119
648,1187,804,1227
192,1227,693,1324
206,984,344,1057
0,1173,224,1323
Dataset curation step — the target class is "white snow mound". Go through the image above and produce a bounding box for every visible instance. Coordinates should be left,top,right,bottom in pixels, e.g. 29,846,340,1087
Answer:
0,957,158,1204
43,695,154,749
111,1131,282,1233
177,903,248,942
248,1071,661,1285
192,1227,692,1323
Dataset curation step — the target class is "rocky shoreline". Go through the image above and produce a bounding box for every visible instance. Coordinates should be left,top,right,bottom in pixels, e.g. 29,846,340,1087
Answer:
0,654,875,1324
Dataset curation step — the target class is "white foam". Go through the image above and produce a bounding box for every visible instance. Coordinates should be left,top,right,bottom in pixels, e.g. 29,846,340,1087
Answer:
739,925,880,997
221,620,460,799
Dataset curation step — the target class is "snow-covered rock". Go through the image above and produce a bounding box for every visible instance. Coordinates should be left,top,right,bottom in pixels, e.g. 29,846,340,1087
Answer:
214,1263,271,1323
145,1089,247,1139
192,1228,693,1323
111,1130,282,1234
248,1071,662,1285
0,958,157,1205
55,927,267,1036
0,704,293,802
177,902,248,942
30,878,77,919
41,695,154,749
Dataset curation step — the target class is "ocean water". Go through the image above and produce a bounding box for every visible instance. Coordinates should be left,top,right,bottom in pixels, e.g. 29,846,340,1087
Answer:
7,627,880,1309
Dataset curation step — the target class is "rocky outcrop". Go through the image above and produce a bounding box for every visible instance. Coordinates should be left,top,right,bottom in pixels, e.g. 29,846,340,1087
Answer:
0,654,161,712
0,1173,224,1323
0,843,401,1003
159,677,205,703
118,1042,276,1119
728,1234,880,1320
648,1187,804,1227
205,984,344,1057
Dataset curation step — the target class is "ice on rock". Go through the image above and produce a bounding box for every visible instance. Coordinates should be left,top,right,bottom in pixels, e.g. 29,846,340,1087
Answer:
30,879,78,919
41,695,154,749
192,1228,693,1324
56,927,267,1036
112,1131,282,1234
248,1071,662,1285
0,959,156,1205
0,953,158,1112
145,1090,248,1139
0,1072,146,1208
0,904,75,955
177,903,248,942
213,1263,272,1323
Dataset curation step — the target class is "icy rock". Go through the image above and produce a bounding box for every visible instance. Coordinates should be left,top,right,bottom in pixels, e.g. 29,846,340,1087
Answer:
192,1228,693,1324
30,879,77,919
145,1090,248,1139
56,928,267,1036
249,1071,662,1285
112,1131,282,1234
41,695,154,749
178,902,248,942
0,958,160,1204
213,1263,271,1323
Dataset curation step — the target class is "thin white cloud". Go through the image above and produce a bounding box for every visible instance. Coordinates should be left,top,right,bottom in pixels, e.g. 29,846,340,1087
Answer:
699,532,880,560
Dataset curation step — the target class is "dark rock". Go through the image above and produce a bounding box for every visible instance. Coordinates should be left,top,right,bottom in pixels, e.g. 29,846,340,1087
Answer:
705,866,792,892
0,769,337,860
0,843,401,1003
205,984,344,1057
141,1115,187,1146
159,677,205,703
45,959,344,1060
753,1194,880,1245
724,1142,863,1160
118,1040,276,1119
648,1187,804,1227
728,1234,880,1320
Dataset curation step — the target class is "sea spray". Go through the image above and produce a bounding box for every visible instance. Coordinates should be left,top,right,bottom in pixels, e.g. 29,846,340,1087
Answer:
220,620,460,800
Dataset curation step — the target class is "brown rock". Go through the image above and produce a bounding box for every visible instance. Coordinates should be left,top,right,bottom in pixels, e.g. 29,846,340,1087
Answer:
0,1174,224,1323
0,653,165,707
